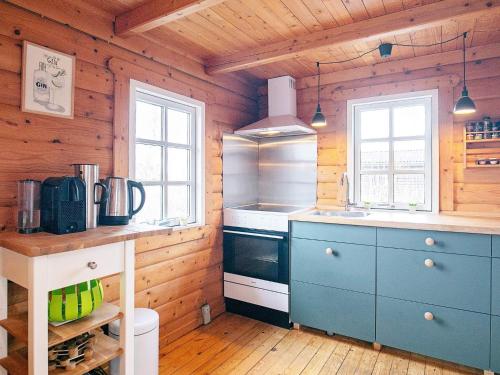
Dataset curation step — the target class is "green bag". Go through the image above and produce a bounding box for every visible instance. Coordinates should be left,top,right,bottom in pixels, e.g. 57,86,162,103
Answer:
48,279,104,322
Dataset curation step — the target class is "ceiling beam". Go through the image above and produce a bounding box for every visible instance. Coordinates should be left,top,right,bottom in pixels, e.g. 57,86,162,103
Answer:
115,0,226,36
206,0,500,74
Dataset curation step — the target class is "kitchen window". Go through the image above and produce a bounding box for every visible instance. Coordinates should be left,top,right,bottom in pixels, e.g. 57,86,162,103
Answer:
129,80,205,227
347,90,438,212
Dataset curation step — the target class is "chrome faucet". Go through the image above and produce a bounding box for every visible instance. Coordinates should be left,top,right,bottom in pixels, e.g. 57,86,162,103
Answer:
339,172,352,211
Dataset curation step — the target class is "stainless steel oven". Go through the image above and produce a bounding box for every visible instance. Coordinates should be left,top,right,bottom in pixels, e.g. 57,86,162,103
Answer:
223,225,291,328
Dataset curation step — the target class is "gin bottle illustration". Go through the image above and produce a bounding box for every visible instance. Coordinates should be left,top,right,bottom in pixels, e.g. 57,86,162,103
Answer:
33,62,50,104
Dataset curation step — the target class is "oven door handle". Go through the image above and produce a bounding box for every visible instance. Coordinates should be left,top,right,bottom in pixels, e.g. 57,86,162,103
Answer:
223,230,284,240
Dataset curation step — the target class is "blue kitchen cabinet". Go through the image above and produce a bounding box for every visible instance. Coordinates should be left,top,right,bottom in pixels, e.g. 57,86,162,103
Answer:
492,315,500,372
377,228,491,257
493,235,500,258
493,258,500,316
378,247,491,313
292,222,376,245
291,280,375,342
292,238,375,294
377,296,490,370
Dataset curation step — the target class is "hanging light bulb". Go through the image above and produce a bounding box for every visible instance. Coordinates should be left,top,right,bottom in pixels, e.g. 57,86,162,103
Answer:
311,62,327,128
454,32,476,115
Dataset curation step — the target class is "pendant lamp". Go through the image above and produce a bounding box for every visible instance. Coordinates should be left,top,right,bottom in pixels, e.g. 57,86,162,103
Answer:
311,62,327,128
454,32,476,115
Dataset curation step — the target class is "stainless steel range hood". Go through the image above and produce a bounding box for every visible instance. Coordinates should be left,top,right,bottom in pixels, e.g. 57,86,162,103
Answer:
235,76,316,138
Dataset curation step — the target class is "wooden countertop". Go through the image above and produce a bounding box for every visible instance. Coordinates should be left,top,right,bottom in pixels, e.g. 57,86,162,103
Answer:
289,210,500,235
0,224,173,257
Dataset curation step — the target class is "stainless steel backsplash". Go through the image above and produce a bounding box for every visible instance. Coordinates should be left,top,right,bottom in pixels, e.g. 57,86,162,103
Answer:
223,133,317,208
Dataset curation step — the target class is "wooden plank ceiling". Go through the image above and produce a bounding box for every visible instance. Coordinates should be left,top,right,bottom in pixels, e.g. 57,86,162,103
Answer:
84,0,500,80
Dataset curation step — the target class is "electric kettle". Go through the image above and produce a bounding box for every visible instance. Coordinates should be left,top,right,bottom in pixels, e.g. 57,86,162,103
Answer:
99,177,146,225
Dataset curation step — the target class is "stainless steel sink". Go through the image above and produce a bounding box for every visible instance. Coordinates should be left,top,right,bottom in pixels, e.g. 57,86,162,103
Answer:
310,210,370,218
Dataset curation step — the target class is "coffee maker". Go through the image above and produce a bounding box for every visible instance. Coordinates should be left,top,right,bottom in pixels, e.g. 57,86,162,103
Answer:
99,177,146,225
41,177,86,234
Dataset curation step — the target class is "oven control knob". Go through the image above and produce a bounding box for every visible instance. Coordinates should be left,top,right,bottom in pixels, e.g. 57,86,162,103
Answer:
424,259,434,268
424,312,434,321
325,247,334,255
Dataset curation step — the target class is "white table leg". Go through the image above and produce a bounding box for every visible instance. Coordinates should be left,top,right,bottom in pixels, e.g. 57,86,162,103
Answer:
28,256,48,375
120,240,135,374
0,277,7,375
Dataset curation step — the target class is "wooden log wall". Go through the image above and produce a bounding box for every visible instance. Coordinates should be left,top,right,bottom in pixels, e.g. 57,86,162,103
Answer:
259,57,500,215
0,1,258,346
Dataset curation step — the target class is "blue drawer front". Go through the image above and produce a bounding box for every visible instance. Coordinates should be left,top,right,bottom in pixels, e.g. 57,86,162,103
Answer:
377,228,491,257
494,235,500,258
492,316,500,372
291,238,375,293
291,280,375,342
377,296,490,369
493,258,500,316
291,221,376,245
378,247,491,313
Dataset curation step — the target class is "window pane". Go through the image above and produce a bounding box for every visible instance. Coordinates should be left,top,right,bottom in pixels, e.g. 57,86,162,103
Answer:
135,144,162,181
167,185,189,219
394,140,425,170
360,174,388,204
360,142,389,171
360,109,389,139
134,185,162,223
393,105,426,137
167,148,190,181
394,174,425,204
168,109,190,144
136,101,162,141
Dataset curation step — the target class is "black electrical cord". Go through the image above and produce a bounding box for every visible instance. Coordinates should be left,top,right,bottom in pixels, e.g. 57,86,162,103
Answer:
317,32,467,66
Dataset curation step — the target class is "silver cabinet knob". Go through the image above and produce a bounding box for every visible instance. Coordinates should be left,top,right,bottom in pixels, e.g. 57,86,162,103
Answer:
425,237,435,246
424,259,435,268
325,247,334,255
424,312,434,321
87,261,98,270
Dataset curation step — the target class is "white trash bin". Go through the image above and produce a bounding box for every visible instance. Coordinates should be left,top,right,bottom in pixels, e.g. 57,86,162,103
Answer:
109,308,159,375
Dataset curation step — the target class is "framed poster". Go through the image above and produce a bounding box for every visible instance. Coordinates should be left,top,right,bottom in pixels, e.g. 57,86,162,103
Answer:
22,41,75,119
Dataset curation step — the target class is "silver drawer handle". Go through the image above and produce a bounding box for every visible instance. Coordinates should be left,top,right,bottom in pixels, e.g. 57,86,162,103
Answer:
424,259,434,268
424,312,434,321
425,237,435,246
87,261,98,270
325,247,334,256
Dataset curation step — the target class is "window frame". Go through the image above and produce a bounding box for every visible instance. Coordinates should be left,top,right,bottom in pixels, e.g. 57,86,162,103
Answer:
129,79,205,227
347,90,439,212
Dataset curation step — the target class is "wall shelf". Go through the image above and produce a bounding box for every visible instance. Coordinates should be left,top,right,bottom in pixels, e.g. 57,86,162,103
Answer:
463,119,500,169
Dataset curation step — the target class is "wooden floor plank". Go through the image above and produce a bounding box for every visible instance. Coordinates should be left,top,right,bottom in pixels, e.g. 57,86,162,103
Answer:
283,334,324,375
210,324,287,375
158,313,481,375
300,337,339,375
189,321,268,375
173,317,259,375
219,324,288,375
355,348,380,375
159,314,250,375
318,341,351,375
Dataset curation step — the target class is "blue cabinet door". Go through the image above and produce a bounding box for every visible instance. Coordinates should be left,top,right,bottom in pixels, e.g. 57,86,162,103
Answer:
291,238,375,293
291,222,376,245
493,258,500,316
493,235,500,258
376,296,490,370
378,247,491,313
377,228,491,257
492,315,500,373
291,280,375,342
